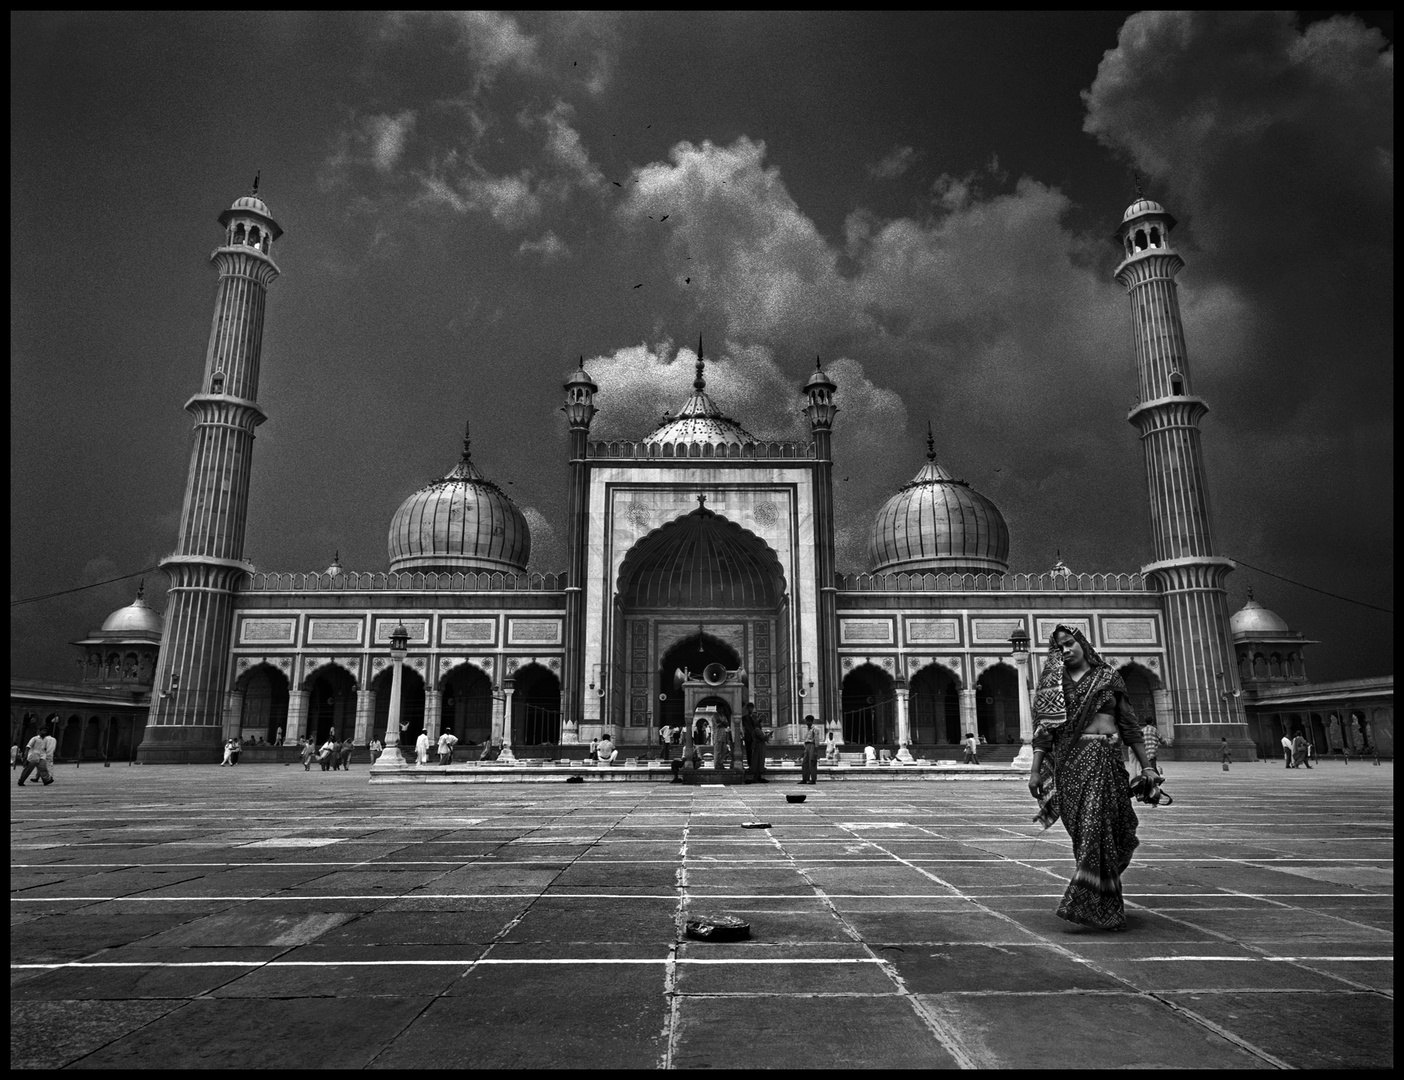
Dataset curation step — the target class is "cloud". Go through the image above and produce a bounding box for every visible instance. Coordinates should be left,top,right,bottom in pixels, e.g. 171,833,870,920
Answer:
868,145,916,179
521,506,562,571
579,339,911,568
366,110,416,172
537,99,604,190
449,11,540,90
419,169,542,228
517,230,569,262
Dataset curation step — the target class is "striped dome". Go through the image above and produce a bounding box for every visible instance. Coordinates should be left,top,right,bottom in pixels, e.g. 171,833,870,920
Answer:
642,346,757,448
388,430,529,574
868,445,1009,575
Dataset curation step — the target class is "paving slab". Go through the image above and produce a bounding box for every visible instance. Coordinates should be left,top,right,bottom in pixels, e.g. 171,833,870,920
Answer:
11,999,186,1069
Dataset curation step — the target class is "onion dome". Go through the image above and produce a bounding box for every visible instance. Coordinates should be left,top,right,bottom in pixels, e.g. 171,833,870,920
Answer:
643,338,757,448
101,582,164,635
868,430,1009,575
388,423,530,574
1230,587,1291,638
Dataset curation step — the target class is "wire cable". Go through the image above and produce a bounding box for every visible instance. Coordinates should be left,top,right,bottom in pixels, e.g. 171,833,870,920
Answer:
9,565,163,608
1228,555,1392,615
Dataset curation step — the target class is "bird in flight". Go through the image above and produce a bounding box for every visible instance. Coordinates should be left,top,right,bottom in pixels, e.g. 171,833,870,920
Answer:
684,277,691,284
612,181,622,187
633,283,643,289
660,214,669,221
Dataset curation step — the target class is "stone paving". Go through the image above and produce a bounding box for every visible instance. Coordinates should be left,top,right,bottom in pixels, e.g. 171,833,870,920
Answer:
10,760,1393,1070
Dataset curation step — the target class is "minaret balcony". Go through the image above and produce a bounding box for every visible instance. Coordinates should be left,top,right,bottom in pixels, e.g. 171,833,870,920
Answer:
1128,394,1208,431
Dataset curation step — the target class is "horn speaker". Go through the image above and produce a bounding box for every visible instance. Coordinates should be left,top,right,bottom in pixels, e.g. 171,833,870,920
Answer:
703,662,727,686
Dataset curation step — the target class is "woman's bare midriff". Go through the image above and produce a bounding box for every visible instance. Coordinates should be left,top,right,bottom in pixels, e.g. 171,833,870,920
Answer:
1085,712,1117,735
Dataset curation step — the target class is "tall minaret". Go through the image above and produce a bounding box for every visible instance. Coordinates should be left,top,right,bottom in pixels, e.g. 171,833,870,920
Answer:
1113,189,1250,758
138,180,282,763
802,359,841,732
560,358,598,745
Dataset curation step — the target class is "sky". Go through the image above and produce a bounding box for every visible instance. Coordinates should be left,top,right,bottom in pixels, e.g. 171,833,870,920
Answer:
11,11,1394,686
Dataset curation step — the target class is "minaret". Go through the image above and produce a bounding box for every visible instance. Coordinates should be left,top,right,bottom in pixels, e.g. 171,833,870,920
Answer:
1113,187,1251,758
138,179,282,763
802,358,841,732
560,358,598,745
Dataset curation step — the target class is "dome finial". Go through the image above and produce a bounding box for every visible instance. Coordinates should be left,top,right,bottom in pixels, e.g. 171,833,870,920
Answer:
815,355,822,372
694,336,706,391
461,420,472,463
251,170,261,196
1247,584,1254,602
1132,169,1144,200
136,578,145,602
926,420,936,462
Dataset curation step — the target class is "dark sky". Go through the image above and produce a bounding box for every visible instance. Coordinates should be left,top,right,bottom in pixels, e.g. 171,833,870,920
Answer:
11,12,1394,685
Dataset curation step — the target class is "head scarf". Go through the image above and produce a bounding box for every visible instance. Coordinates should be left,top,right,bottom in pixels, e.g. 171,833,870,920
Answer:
1033,624,1109,728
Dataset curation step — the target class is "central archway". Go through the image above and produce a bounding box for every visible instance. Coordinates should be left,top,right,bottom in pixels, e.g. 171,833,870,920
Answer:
614,506,789,740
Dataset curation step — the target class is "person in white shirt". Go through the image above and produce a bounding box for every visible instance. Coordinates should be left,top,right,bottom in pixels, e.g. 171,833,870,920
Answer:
963,732,981,765
437,731,458,766
598,734,618,763
863,743,878,764
18,727,57,786
415,729,431,766
823,729,840,764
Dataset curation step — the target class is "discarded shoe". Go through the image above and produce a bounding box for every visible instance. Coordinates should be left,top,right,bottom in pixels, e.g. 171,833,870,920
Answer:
740,821,771,829
786,793,806,804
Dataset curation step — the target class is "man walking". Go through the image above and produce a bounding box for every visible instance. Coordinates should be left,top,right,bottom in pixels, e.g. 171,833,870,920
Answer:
1281,733,1294,769
800,714,820,785
415,728,430,766
963,731,980,765
741,701,767,783
437,730,458,766
18,725,57,786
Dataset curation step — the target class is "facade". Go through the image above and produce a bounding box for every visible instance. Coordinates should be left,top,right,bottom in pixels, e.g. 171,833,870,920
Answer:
126,183,1327,764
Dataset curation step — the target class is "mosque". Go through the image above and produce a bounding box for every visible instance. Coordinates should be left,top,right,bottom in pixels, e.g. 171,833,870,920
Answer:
9,185,1393,765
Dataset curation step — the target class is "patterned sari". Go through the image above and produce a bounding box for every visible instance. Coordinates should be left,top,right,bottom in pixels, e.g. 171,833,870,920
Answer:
1032,625,1144,930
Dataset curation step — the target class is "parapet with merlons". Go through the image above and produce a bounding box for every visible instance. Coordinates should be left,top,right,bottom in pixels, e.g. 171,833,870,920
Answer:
239,570,567,593
586,440,814,460
835,571,1148,592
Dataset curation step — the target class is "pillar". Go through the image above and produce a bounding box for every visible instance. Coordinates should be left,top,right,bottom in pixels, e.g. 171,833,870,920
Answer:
287,690,309,744
499,684,516,762
959,687,978,741
1152,688,1173,743
491,688,505,746
424,690,442,743
354,688,375,745
224,690,245,742
894,686,913,762
1012,656,1034,769
376,657,409,768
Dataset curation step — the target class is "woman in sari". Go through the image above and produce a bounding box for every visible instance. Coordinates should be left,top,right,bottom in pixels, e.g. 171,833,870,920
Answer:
1028,625,1158,930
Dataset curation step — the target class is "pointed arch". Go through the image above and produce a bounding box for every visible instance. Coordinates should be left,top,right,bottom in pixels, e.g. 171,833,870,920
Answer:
909,661,962,745
841,663,896,746
440,661,493,744
299,657,360,691
236,662,290,743
512,662,561,746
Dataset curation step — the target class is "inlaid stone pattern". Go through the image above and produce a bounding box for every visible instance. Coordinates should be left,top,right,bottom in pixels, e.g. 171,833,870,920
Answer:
1036,617,1092,644
240,618,296,644
1102,617,1157,644
754,621,771,720
840,618,894,644
632,621,650,726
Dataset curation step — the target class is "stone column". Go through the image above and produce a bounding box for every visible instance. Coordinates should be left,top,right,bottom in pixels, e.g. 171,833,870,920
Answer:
287,690,309,744
499,684,516,762
1012,656,1034,769
224,690,245,742
959,687,978,741
894,686,913,762
424,690,442,743
490,688,505,746
354,688,375,744
1152,688,1173,743
376,657,408,767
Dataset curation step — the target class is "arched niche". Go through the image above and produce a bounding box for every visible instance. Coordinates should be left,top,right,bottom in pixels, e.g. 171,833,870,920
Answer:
512,662,561,746
440,662,493,745
841,663,895,746
373,665,426,746
974,662,1019,744
237,662,290,744
909,662,962,745
657,632,741,736
307,665,357,745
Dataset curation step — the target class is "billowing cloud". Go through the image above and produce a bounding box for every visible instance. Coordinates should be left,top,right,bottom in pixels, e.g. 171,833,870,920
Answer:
868,144,916,179
518,230,569,262
450,11,540,90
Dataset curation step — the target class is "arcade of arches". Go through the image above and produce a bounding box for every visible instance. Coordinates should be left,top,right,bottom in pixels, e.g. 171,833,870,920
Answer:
11,708,146,764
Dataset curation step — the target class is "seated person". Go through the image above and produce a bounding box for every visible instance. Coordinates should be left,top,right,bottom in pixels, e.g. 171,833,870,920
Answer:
478,743,501,762
863,743,877,764
598,734,619,763
824,733,840,763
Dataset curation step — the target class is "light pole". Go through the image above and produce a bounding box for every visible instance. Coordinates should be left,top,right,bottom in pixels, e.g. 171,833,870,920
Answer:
1010,627,1035,769
375,623,410,768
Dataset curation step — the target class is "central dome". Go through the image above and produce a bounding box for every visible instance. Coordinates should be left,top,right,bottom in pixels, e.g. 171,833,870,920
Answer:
868,437,1009,575
643,345,757,448
388,426,530,574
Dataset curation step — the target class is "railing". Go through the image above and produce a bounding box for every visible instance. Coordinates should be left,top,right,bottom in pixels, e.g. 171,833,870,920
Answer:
240,570,567,593
842,700,897,745
835,571,1149,592
519,705,561,746
587,439,813,460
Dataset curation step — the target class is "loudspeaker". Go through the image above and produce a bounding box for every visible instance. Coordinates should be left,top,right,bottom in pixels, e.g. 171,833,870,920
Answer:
703,663,727,686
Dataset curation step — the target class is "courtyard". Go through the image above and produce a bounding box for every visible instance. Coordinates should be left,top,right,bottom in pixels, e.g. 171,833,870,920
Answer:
10,761,1393,1070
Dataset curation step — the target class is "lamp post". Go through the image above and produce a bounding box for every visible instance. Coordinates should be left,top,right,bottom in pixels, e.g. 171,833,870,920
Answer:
1010,627,1035,769
499,674,516,763
375,623,410,768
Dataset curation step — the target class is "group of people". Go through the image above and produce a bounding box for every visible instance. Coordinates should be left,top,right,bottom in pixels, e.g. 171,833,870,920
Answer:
1281,732,1315,769
297,734,355,771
